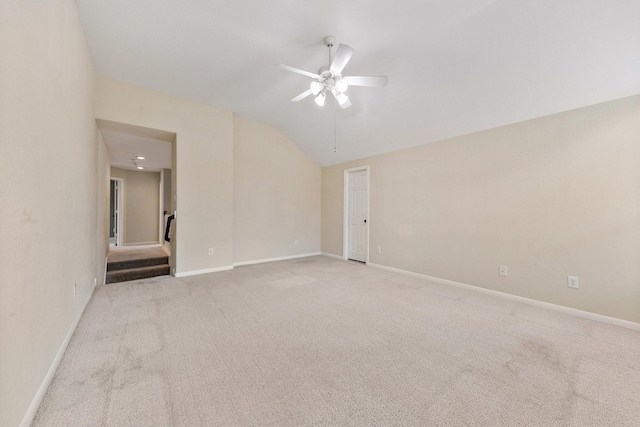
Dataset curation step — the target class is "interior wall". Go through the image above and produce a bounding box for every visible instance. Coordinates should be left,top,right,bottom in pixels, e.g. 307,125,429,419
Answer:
322,95,640,323
170,137,177,270
110,167,160,245
163,168,172,214
162,168,172,251
96,77,234,273
0,1,105,426
233,117,321,263
96,130,111,283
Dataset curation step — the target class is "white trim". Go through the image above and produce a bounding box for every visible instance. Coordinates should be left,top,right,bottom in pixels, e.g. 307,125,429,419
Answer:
321,252,344,260
175,265,234,277
121,241,160,246
159,170,164,245
20,285,95,427
368,262,640,331
343,165,370,263
233,252,322,267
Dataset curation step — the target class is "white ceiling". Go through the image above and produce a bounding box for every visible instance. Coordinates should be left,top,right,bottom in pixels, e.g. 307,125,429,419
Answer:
78,0,640,166
98,120,173,171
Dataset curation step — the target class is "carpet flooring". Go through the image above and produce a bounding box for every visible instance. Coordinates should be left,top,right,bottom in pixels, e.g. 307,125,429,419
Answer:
107,245,169,263
32,256,640,426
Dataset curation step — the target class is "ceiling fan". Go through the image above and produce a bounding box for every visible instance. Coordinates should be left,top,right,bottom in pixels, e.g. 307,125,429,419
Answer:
278,36,388,109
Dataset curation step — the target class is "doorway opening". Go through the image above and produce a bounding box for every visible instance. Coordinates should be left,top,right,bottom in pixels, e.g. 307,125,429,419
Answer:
343,166,370,263
109,178,123,246
98,119,177,277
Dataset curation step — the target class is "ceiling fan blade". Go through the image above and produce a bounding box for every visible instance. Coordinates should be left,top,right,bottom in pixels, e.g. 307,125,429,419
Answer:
345,75,388,87
330,44,355,74
277,64,319,79
291,89,313,102
339,98,352,109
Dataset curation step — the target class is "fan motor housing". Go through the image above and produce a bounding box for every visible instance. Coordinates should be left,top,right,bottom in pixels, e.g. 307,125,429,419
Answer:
317,66,342,84
318,66,332,80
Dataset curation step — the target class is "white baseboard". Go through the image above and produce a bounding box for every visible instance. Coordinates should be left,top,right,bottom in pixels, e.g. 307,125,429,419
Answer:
368,262,640,332
234,252,322,267
175,265,234,278
20,284,95,427
321,252,344,260
176,252,324,277
119,242,162,247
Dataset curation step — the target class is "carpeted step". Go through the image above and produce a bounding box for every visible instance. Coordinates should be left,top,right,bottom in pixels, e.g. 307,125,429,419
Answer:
107,256,169,272
106,264,170,284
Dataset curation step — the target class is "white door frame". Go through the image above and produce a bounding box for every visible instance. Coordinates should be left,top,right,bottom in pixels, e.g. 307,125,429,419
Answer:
343,165,370,263
110,178,124,246
158,170,164,244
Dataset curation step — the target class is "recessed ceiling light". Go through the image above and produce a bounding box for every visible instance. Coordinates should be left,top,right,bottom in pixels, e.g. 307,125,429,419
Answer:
136,166,144,170
136,156,145,160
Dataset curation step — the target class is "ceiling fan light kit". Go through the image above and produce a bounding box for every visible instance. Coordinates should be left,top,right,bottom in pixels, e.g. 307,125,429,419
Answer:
314,92,326,106
335,78,348,93
278,35,388,109
310,81,323,95
333,91,349,106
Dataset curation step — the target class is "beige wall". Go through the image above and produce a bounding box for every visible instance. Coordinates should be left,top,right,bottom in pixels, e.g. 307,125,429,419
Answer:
162,169,172,251
111,167,160,244
96,77,234,273
322,95,640,323
0,1,107,426
233,117,321,262
97,131,111,286
163,169,172,214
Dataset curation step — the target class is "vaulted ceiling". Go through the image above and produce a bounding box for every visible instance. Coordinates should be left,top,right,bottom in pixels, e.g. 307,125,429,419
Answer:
77,0,640,166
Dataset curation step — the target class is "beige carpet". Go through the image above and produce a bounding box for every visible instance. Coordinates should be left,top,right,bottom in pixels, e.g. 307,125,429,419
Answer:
107,245,169,263
32,256,640,426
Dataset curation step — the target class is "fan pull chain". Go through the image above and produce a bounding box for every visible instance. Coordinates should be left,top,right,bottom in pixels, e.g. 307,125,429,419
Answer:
334,108,337,153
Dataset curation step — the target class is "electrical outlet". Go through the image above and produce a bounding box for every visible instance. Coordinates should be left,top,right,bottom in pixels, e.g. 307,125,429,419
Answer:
208,248,213,256
376,247,382,254
568,276,579,289
499,266,508,277
295,240,299,246
94,278,97,287
74,283,77,297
